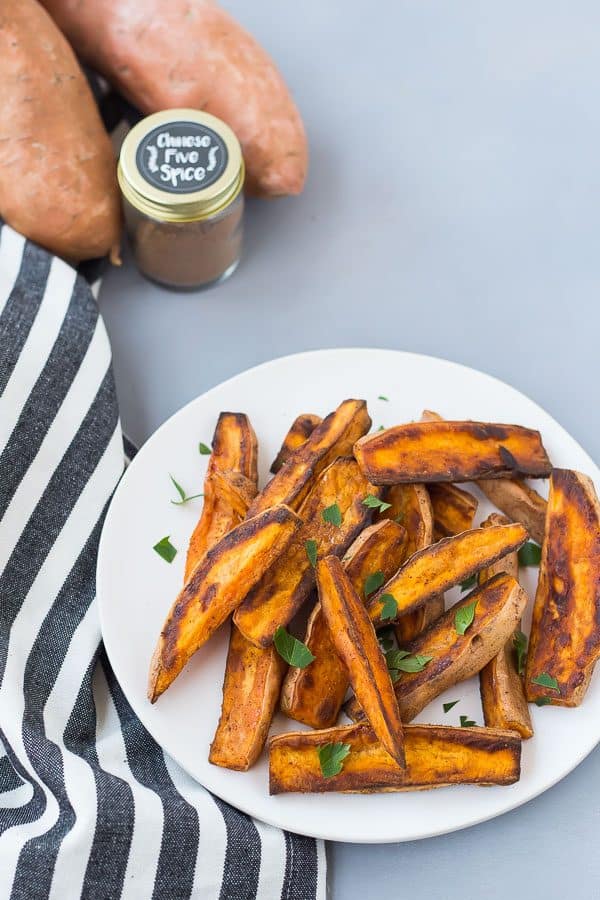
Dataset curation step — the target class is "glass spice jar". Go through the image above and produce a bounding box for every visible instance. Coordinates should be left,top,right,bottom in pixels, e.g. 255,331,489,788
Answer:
117,109,244,289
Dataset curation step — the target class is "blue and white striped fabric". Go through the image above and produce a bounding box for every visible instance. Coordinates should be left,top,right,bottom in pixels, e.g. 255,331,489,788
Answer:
0,222,325,899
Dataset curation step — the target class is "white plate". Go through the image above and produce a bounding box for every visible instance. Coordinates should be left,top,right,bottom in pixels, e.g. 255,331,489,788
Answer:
97,348,600,843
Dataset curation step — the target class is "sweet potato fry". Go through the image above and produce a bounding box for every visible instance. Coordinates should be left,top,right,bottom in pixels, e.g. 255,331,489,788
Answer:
354,420,552,485
248,399,371,516
526,469,600,706
209,623,287,771
269,722,521,794
377,483,443,641
477,478,547,545
148,504,302,701
280,520,408,728
317,556,405,767
234,457,378,647
367,523,528,627
478,515,533,739
270,413,322,474
428,483,478,540
379,484,433,556
185,412,258,579
422,409,547,543
347,573,528,722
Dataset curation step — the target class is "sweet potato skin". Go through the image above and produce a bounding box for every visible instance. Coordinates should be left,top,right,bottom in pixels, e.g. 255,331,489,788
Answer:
270,414,322,474
317,556,405,766
269,722,521,794
378,483,443,641
280,520,408,728
477,478,547,545
148,504,301,701
234,456,377,647
347,573,528,723
478,514,533,739
526,469,600,706
209,623,286,771
367,523,528,627
41,0,308,197
248,399,371,517
354,421,552,484
428,483,478,540
0,0,120,261
185,412,258,580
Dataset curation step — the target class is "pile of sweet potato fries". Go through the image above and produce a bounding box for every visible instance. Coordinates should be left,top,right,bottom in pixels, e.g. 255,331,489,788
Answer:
148,400,600,794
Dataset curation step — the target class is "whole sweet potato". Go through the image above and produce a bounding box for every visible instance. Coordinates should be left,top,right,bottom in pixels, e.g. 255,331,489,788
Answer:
0,0,120,261
41,0,308,197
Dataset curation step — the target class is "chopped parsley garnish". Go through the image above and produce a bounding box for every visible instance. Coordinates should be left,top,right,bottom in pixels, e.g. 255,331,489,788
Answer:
273,627,315,668
153,536,177,564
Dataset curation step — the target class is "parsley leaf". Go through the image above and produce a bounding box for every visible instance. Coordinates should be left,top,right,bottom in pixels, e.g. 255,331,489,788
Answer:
386,651,432,680
198,442,212,455
364,570,385,599
377,425,386,432
443,700,459,713
531,672,559,692
378,395,389,401
322,503,342,527
460,715,477,727
169,474,203,505
362,494,392,513
273,627,315,668
460,574,477,592
305,539,318,568
379,593,398,621
518,541,542,567
396,653,433,673
153,536,177,563
317,742,351,778
385,649,411,668
534,696,553,707
454,599,478,636
513,630,528,675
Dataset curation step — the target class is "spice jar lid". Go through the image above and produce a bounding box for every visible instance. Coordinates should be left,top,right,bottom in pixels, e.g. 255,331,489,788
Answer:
118,109,244,223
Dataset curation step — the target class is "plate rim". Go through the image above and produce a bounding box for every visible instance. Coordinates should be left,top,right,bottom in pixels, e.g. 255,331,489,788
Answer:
98,346,600,843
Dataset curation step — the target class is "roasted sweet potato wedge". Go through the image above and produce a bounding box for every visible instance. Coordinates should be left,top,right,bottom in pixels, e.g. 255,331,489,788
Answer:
428,483,478,540
377,483,443,641
354,420,552,485
478,514,532,739
347,573,528,722
269,722,521,794
477,478,547,545
185,412,258,579
270,413,322,474
280,520,408,728
248,399,371,516
379,484,433,556
209,623,287,771
422,409,547,543
526,469,600,706
317,556,405,767
234,457,378,647
368,522,528,627
148,504,302,701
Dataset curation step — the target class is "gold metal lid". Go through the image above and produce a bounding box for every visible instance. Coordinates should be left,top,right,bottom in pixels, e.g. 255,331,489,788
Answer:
118,108,244,223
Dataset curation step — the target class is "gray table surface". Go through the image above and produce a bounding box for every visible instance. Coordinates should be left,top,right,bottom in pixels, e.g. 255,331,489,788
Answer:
99,2,600,897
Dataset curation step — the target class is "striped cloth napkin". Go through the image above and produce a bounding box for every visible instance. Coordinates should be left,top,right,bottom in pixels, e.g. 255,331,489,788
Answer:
0,221,325,898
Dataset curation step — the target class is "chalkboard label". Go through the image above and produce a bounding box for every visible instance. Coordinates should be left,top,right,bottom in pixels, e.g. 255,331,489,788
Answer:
135,120,228,193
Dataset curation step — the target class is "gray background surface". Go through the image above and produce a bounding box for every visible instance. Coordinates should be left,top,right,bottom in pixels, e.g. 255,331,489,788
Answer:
99,2,600,897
